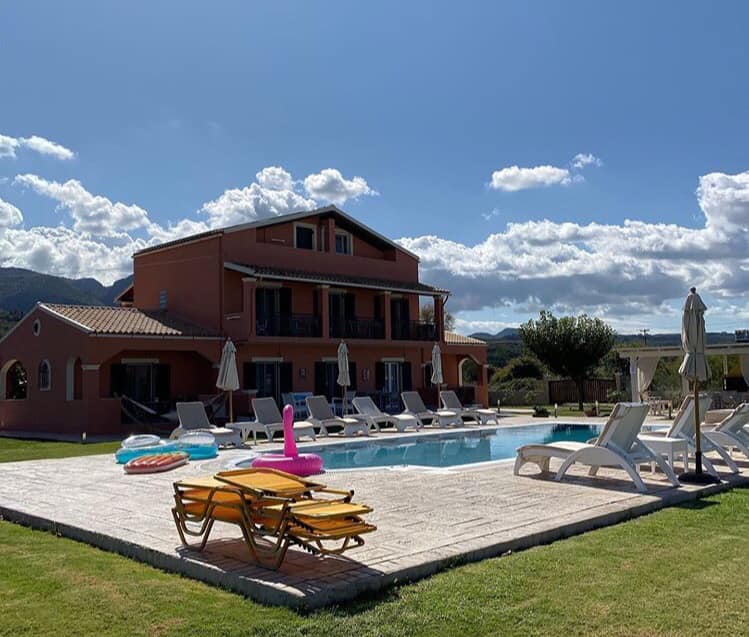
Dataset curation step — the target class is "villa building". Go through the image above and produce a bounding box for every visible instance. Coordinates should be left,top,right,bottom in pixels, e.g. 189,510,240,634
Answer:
0,206,488,437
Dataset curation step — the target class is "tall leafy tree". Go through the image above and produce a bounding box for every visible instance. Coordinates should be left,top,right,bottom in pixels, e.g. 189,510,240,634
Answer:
520,311,616,410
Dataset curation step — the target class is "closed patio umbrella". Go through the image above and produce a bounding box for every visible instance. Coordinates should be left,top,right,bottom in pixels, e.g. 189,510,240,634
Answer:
216,338,240,423
677,287,718,483
431,342,444,407
337,341,350,414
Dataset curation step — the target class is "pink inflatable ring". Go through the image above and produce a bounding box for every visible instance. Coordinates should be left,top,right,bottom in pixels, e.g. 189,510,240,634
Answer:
250,405,324,477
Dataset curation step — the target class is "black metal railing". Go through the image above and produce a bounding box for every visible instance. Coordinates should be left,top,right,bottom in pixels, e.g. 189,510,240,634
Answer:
392,320,437,341
329,317,385,339
256,314,321,337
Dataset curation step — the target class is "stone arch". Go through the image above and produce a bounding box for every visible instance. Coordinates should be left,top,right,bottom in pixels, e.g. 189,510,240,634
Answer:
1,359,28,400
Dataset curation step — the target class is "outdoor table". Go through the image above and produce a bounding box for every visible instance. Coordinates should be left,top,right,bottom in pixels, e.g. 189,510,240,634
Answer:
639,434,689,474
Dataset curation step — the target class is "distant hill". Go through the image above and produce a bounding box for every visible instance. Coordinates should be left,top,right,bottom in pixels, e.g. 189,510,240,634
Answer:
0,267,133,315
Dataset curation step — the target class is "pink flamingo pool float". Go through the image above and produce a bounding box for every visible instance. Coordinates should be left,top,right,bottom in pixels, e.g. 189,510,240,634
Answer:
251,405,324,477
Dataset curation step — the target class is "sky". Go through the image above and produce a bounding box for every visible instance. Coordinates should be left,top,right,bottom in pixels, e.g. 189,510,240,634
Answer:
1,1,748,334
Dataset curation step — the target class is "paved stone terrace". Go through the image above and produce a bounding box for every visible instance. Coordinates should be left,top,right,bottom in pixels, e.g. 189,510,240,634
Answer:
1,416,747,609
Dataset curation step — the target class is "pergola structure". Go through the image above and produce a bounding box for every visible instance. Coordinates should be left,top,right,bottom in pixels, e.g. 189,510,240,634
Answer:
618,342,749,401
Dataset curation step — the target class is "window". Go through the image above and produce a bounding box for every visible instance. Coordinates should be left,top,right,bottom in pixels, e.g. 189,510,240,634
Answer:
335,230,352,255
32,319,41,336
38,360,51,391
294,223,316,250
159,290,168,309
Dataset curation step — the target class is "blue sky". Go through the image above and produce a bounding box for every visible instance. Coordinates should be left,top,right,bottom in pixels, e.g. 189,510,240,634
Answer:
1,1,748,334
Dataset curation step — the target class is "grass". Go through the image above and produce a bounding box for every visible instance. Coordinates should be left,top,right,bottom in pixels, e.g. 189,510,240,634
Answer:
0,437,120,463
507,403,618,417
0,440,747,635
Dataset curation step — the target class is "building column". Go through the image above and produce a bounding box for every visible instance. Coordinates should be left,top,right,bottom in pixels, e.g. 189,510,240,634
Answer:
433,295,444,341
383,291,392,341
324,218,335,252
629,356,640,402
319,285,330,339
242,277,257,338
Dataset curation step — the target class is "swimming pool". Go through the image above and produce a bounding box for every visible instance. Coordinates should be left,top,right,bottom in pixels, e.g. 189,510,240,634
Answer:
242,423,603,470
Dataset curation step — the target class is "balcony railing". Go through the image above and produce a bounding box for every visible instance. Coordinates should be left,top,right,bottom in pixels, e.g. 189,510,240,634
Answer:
330,317,385,339
256,314,321,337
392,320,437,341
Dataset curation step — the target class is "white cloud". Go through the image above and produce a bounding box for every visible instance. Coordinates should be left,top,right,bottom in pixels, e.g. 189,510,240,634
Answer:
0,198,23,227
0,133,75,160
201,166,377,227
489,165,574,191
401,169,749,329
303,168,378,205
0,226,142,284
0,135,20,159
14,174,150,236
571,153,603,169
481,208,501,221
489,152,602,191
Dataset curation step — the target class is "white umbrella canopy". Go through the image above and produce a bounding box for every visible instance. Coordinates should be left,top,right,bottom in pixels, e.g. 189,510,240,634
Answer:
431,342,444,385
336,341,351,414
678,288,710,382
677,287,714,482
216,339,240,422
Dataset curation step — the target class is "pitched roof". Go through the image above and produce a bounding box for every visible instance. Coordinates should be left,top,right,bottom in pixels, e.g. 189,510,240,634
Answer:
133,205,420,260
39,304,220,338
444,331,486,346
225,262,449,295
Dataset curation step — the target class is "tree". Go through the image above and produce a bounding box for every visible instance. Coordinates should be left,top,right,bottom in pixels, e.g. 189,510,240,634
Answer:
419,303,455,332
519,311,616,410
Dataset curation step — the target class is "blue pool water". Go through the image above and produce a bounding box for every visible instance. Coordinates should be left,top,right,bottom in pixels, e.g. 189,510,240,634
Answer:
284,423,601,470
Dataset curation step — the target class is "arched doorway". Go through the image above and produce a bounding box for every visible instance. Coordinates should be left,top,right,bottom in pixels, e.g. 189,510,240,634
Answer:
66,357,83,401
459,357,480,386
1,360,28,400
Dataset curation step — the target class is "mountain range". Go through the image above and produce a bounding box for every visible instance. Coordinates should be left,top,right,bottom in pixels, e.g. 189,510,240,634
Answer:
470,327,738,347
0,267,133,315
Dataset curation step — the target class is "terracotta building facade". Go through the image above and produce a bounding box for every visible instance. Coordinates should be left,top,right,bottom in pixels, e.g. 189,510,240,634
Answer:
0,206,488,437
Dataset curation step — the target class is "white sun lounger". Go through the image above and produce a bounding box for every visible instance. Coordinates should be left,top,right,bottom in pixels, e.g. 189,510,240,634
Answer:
352,396,420,432
305,395,370,437
440,390,498,425
702,402,749,463
401,391,460,427
641,395,739,476
249,397,316,443
515,402,679,493
170,402,242,447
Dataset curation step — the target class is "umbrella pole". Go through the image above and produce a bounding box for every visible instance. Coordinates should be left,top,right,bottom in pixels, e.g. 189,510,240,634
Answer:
694,380,702,475
228,390,233,423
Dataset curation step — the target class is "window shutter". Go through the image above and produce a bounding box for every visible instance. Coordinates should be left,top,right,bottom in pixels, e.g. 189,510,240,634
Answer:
279,288,292,315
280,362,293,394
110,364,127,397
375,362,385,390
154,364,170,401
243,362,256,390
349,362,357,390
374,295,382,319
344,293,356,319
402,362,413,391
314,361,325,396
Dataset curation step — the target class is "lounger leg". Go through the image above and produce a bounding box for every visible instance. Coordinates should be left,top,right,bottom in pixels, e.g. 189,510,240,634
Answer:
650,452,680,487
703,436,739,474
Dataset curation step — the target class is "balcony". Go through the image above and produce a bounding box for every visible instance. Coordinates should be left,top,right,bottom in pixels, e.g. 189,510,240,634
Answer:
392,320,437,341
256,314,321,337
330,317,385,339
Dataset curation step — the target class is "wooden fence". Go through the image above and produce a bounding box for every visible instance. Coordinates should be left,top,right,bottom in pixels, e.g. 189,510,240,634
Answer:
548,378,616,404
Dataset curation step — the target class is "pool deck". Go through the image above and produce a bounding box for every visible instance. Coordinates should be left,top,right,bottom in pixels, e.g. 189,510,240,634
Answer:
1,414,747,609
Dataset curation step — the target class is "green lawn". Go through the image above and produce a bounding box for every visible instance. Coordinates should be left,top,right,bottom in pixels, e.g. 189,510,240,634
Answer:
0,437,120,463
0,441,747,636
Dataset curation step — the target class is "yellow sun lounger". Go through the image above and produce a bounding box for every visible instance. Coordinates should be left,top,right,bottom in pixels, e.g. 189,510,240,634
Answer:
172,468,376,568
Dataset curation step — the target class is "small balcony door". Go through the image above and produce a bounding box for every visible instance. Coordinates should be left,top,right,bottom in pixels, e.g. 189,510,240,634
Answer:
244,361,293,407
110,363,170,405
329,292,356,337
256,287,292,336
391,297,410,339
314,360,357,402
376,361,412,412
